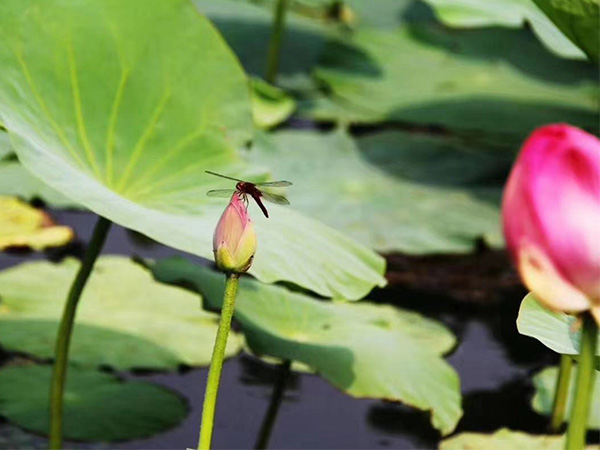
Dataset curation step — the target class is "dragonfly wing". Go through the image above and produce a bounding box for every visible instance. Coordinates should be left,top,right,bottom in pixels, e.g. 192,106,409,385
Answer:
207,189,236,198
261,191,290,205
255,180,292,187
205,171,245,182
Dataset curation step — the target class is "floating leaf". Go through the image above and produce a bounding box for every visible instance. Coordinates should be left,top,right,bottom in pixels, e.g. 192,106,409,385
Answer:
0,365,187,442
0,0,385,299
422,0,586,59
0,196,73,250
533,0,599,62
148,257,462,435
251,129,504,253
0,256,241,369
532,365,599,428
304,25,598,141
517,293,600,355
251,78,296,129
440,428,581,450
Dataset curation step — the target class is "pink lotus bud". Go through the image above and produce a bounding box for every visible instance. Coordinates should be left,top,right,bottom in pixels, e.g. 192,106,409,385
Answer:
213,193,257,273
502,124,600,323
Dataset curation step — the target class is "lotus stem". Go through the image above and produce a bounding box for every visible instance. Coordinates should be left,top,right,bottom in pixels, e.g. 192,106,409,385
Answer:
565,313,597,450
254,359,291,449
198,273,240,450
50,216,112,449
265,0,289,84
550,354,573,431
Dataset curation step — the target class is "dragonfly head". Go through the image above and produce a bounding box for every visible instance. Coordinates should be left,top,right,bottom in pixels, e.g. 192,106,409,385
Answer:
235,181,246,192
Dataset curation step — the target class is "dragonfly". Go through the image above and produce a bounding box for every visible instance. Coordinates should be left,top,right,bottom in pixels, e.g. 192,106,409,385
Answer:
205,171,292,218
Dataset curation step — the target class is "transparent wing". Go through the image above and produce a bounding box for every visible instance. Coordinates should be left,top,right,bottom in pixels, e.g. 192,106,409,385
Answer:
261,191,290,205
207,189,236,198
205,171,245,182
255,180,293,187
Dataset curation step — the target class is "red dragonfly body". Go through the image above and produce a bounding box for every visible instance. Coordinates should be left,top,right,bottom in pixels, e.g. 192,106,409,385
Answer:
206,171,292,218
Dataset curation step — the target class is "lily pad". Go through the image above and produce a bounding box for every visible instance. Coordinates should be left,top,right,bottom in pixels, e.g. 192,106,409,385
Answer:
0,196,73,250
517,294,600,356
148,257,462,435
0,256,241,369
304,25,599,141
532,365,599,428
422,0,586,59
533,0,599,62
440,428,576,450
0,0,385,300
0,365,188,442
251,129,504,253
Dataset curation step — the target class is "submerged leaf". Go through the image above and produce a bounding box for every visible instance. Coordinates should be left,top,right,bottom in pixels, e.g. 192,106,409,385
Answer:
0,196,73,250
0,365,188,442
148,257,462,435
517,294,600,355
0,0,385,299
532,365,599,428
0,256,241,369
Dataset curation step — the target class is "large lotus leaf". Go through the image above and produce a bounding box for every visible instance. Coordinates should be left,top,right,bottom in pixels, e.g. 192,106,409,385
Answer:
532,366,599,428
440,429,583,450
533,0,599,62
304,25,599,141
148,257,462,435
517,294,600,356
0,365,187,442
0,0,385,299
0,196,73,250
422,0,586,59
0,256,241,369
250,129,504,253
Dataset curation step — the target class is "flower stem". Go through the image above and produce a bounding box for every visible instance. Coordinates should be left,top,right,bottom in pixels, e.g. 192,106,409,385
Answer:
565,313,597,450
265,0,289,84
49,216,112,449
550,353,573,432
198,273,240,450
254,360,291,449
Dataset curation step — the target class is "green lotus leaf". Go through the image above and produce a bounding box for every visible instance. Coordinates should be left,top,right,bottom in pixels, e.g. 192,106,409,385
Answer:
0,130,11,160
533,0,599,62
147,256,462,435
0,0,385,299
303,25,599,141
517,294,600,356
0,256,241,369
532,365,599,428
0,365,188,442
0,196,73,251
422,0,586,59
251,78,296,129
250,129,504,253
440,428,586,450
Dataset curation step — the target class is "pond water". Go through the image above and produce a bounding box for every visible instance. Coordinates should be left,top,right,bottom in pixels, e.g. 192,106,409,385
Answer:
0,209,575,449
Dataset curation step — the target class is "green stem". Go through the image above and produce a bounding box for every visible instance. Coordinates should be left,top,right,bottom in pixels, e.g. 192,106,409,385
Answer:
265,0,289,84
198,273,240,450
254,360,291,449
49,216,112,449
550,354,573,432
565,313,597,450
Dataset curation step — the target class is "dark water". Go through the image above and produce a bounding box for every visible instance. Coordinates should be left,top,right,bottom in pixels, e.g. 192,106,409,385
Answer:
0,210,567,449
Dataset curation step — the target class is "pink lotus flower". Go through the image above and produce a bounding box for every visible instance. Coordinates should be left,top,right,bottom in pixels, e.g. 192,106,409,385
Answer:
213,193,257,273
503,124,600,323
